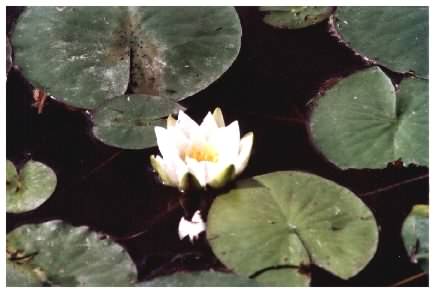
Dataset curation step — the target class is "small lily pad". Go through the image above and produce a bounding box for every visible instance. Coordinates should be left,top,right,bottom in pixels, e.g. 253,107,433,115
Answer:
6,160,57,213
310,66,428,169
12,7,242,109
137,271,260,287
6,220,137,286
260,6,333,29
92,94,183,149
334,7,428,77
207,171,378,286
401,204,429,272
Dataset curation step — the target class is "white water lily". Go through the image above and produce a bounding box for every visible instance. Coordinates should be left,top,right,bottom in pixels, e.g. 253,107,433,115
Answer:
150,108,254,191
178,210,206,243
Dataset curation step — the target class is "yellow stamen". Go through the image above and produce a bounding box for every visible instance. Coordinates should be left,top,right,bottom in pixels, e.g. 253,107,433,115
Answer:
184,144,219,162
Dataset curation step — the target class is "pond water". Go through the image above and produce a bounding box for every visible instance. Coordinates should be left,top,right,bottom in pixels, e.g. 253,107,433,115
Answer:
6,6,428,286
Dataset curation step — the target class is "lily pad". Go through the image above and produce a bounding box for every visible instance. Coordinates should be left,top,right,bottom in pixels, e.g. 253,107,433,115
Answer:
401,204,429,272
12,7,242,109
7,36,12,75
260,6,333,29
92,94,183,149
310,66,428,169
207,171,378,286
137,271,260,287
7,260,42,287
6,220,137,286
6,160,57,213
334,7,428,77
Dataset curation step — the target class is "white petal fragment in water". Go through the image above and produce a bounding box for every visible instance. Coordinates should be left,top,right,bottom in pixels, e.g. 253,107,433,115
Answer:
178,210,206,242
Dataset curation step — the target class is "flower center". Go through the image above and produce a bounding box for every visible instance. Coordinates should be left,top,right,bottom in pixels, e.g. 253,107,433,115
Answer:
184,143,219,162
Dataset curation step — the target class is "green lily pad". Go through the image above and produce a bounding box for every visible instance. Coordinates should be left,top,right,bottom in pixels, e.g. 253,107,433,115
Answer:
7,36,12,75
401,204,429,272
260,6,333,29
207,171,378,286
310,66,428,169
137,271,260,287
7,260,43,287
334,7,428,78
6,220,137,286
92,94,183,149
12,7,242,109
6,160,57,213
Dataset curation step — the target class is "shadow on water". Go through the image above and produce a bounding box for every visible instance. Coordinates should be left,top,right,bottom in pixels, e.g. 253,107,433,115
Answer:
6,6,428,286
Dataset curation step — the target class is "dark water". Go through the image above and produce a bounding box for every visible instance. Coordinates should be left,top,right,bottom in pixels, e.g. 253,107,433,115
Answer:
6,7,428,286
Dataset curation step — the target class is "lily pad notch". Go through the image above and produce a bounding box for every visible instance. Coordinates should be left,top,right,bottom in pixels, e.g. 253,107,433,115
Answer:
207,171,379,286
12,7,243,110
310,66,428,169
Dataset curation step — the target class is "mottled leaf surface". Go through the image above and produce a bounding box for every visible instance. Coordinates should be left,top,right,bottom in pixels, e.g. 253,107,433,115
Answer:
310,66,428,169
12,7,242,109
402,205,429,272
137,271,259,287
6,220,137,286
6,260,42,287
260,6,333,29
335,7,428,77
6,160,57,213
207,171,378,286
92,94,183,149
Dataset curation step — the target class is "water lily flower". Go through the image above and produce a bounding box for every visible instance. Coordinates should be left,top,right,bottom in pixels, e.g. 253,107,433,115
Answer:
178,210,206,243
150,108,253,192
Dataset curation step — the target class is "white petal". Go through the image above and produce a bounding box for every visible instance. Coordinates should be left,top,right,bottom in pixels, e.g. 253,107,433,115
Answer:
154,127,177,160
200,112,219,137
209,121,240,163
150,155,178,186
206,162,235,189
178,210,206,242
176,110,199,138
234,132,254,176
212,107,225,127
166,114,176,128
185,157,207,187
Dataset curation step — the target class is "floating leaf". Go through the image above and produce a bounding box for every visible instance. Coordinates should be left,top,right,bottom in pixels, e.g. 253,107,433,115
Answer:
6,260,42,287
401,204,429,272
260,6,333,29
12,7,242,109
137,271,259,287
310,66,428,169
334,7,428,77
6,160,57,213
6,220,137,286
207,171,378,286
92,94,183,149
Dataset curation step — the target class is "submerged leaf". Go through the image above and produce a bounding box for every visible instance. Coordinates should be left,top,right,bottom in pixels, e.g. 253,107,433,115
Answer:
6,220,137,286
6,160,57,213
207,171,378,286
334,7,428,77
401,204,429,272
12,7,242,109
310,66,428,169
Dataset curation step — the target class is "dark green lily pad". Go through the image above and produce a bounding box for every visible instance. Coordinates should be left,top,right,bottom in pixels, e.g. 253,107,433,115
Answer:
6,160,57,213
137,271,260,287
401,204,429,272
207,171,378,286
12,7,242,109
310,66,428,169
7,260,43,287
260,6,333,29
6,220,137,286
92,94,183,149
334,7,428,78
